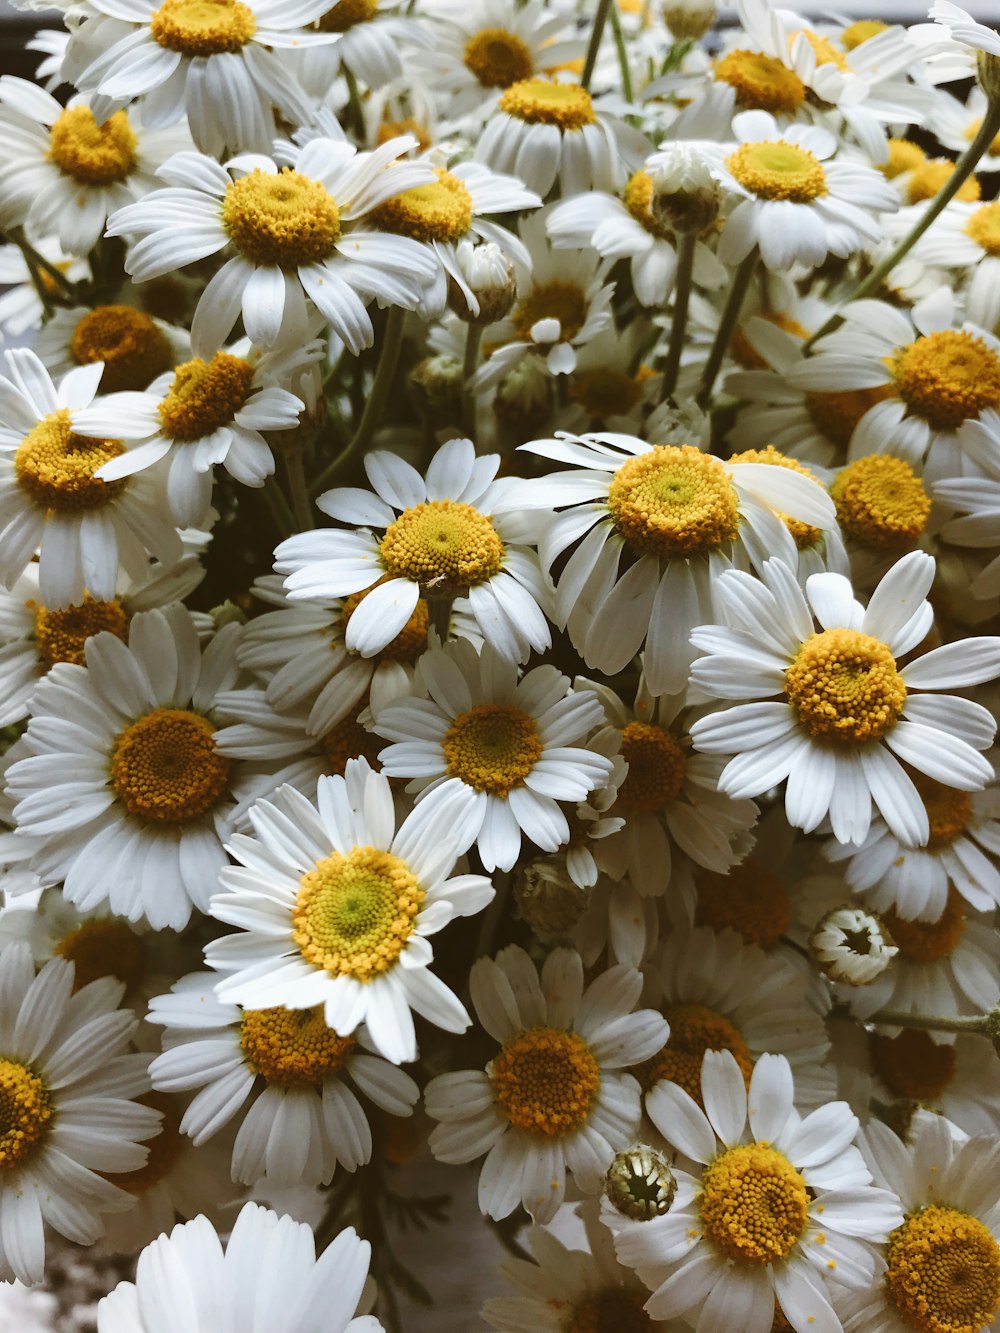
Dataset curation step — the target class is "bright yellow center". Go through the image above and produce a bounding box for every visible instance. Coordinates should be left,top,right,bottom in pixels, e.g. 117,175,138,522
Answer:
907,160,981,206
513,280,588,342
965,202,1000,257
320,716,383,776
48,106,136,186
785,628,906,744
571,367,642,420
110,708,230,824
240,1005,356,1086
621,170,675,241
0,1059,51,1170
731,311,810,370
791,27,848,70
70,306,172,395
491,1026,600,1138
442,704,542,796
108,1092,182,1194
318,0,378,31
638,1003,753,1103
729,445,822,548
727,140,828,202
831,454,930,551
498,78,596,130
379,499,505,594
292,846,423,982
805,384,897,449
15,410,126,512
463,26,534,88
340,580,429,662
882,891,965,963
616,721,687,812
715,49,806,114
870,1029,957,1102
883,137,928,179
892,331,1000,430
886,1206,1000,1333
565,1291,654,1333
158,352,255,442
607,445,740,559
700,1143,809,1266
371,170,472,243
150,0,256,54
695,859,791,949
54,917,146,992
842,19,889,49
222,169,340,269
33,595,128,666
912,774,973,850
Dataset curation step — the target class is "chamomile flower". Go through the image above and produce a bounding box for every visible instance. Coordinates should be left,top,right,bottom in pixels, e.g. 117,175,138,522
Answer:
205,761,494,1065
907,196,1000,331
866,1029,1000,1139
935,85,1000,171
425,945,669,1224
302,0,425,93
34,303,189,396
0,239,88,337
928,1,1000,60
932,414,1000,601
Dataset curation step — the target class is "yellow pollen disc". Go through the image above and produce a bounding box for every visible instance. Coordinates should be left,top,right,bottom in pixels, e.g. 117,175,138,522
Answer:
729,445,822,548
320,716,383,777
730,311,810,370
886,1206,1000,1333
621,170,675,241
375,116,432,152
790,27,849,70
158,351,255,442
54,917,146,992
881,890,965,963
110,708,230,824
491,1026,600,1138
882,137,928,180
292,846,423,982
966,202,1000,257
442,704,542,797
0,1058,52,1170
714,49,806,114
15,410,126,513
340,579,429,662
805,384,896,450
636,1003,753,1102
727,140,828,203
150,0,255,55
379,499,505,595
48,106,137,186
240,1005,356,1086
70,305,172,395
33,595,128,667
907,160,981,206
107,1092,182,1194
695,859,791,949
911,773,973,850
700,1143,809,1266
222,169,340,269
565,1290,654,1333
830,454,930,552
785,628,906,745
842,19,889,49
463,26,534,89
607,445,740,560
317,0,378,31
964,117,1000,158
512,280,589,343
869,1029,957,1102
892,331,1000,430
498,78,596,130
371,169,473,243
570,367,642,420
616,720,687,812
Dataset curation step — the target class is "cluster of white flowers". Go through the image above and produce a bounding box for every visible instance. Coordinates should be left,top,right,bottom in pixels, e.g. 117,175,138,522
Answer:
0,0,999,1330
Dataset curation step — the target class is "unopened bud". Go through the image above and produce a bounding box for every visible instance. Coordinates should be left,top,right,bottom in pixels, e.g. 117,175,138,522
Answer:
810,905,897,986
605,1146,677,1220
644,396,709,447
977,50,1000,105
663,0,716,42
408,354,464,423
514,858,586,943
648,144,721,233
448,240,517,325
494,355,553,433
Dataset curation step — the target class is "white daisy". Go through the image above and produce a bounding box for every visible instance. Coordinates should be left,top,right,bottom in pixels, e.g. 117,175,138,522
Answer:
866,1029,1000,1140
0,239,89,337
425,944,669,1224
298,0,426,94
907,198,1000,331
934,85,1000,171
204,760,494,1065
932,408,1000,601
34,302,190,396
929,1,1000,59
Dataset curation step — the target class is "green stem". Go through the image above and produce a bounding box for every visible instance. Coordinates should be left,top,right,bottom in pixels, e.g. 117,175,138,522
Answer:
281,445,313,532
608,1,635,107
11,230,77,301
581,0,613,91
870,1009,990,1036
428,594,453,644
462,322,482,437
260,476,297,538
343,64,366,141
661,232,697,402
697,250,758,408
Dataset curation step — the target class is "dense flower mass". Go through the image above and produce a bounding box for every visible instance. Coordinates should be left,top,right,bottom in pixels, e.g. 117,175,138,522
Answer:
1,0,1000,1328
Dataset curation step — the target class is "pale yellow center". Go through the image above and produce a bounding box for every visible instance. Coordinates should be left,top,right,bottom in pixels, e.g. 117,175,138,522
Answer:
607,445,740,559
498,79,595,130
882,137,928,179
892,331,1000,430
907,160,981,206
831,454,930,551
727,140,828,202
714,49,805,114
842,19,889,50
379,499,505,594
318,0,378,32
729,445,822,548
966,202,1000,257
371,170,472,243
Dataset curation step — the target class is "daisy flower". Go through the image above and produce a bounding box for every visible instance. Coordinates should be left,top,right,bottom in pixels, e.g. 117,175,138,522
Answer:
866,1029,1000,1139
147,970,418,1188
0,347,182,610
935,85,1000,171
907,198,1000,331
932,413,1000,601
106,137,438,352
34,303,189,396
0,239,89,337
275,436,553,666
204,761,494,1066
5,605,252,932
607,1049,904,1333
0,941,161,1286
514,429,837,696
689,551,1000,847
371,637,615,873
97,1201,383,1333
425,944,669,1224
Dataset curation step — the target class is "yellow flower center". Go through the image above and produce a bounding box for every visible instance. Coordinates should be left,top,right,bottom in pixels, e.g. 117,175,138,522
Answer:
964,117,1000,158
886,1206,1000,1333
616,721,687,812
110,708,231,824
911,774,973,850
727,140,828,203
869,1029,957,1102
15,410,126,513
892,331,1000,430
785,629,906,745
157,352,255,442
841,19,889,49
881,891,965,963
729,445,822,548
565,1291,654,1333
48,106,137,186
570,367,642,421
491,1026,600,1138
222,169,340,269
0,1059,52,1170
965,202,1000,258
340,579,429,662
292,846,423,982
442,703,542,797
150,0,256,55
607,445,740,559
790,27,849,71
463,26,534,88
908,160,981,206
320,716,383,777
375,116,432,152
805,384,897,450
882,137,928,179
371,169,472,243
621,170,675,241
379,499,505,595
637,1003,753,1103
54,917,146,992
700,1143,809,1266
317,0,378,31
33,595,128,667
107,1092,182,1194
695,859,791,949
240,1005,356,1086
512,280,589,343
70,306,173,395
830,454,930,551
498,78,596,130
731,311,810,370
714,49,806,115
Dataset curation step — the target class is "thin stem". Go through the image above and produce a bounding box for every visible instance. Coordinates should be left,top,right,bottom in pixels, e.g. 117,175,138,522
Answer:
281,445,313,532
869,1009,990,1036
462,322,483,437
343,64,366,141
260,476,297,538
428,594,454,644
661,232,697,402
608,1,634,107
11,230,77,301
697,250,758,408
581,0,613,91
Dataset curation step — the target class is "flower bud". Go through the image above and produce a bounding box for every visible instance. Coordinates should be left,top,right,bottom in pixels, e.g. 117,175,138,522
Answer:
648,144,721,234
408,354,464,424
605,1145,677,1220
447,240,517,325
514,858,586,943
810,905,897,986
663,0,716,42
978,49,1000,105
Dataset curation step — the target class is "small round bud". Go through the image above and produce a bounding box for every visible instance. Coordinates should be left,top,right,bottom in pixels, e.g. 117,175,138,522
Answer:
448,240,517,325
648,144,721,234
408,354,464,424
810,905,897,986
494,356,553,434
264,363,324,454
977,50,1000,105
514,858,586,944
663,0,717,42
644,397,710,448
605,1146,677,1221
